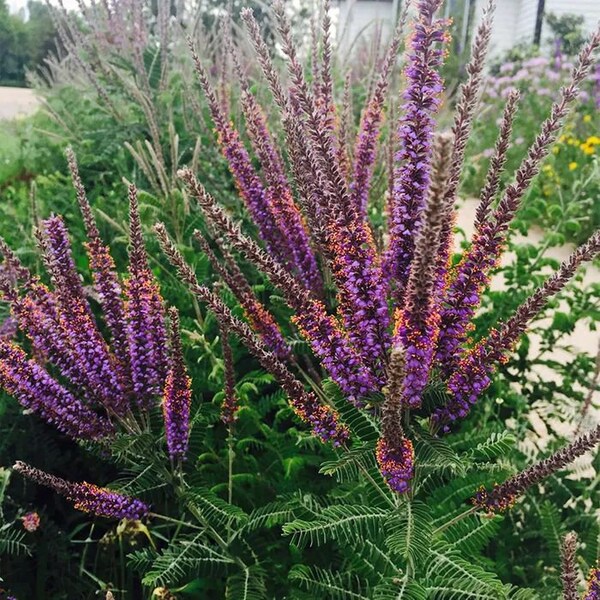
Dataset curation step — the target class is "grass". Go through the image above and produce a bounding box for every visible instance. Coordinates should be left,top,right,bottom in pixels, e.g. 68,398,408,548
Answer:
0,120,23,183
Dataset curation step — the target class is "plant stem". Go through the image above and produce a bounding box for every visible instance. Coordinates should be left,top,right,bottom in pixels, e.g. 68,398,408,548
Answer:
432,506,478,535
148,512,205,531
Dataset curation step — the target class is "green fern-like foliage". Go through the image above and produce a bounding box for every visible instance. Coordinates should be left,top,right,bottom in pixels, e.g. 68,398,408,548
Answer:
0,525,30,558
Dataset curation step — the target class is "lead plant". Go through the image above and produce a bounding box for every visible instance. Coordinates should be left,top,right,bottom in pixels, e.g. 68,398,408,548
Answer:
1,0,599,595
155,0,600,498
1,151,191,516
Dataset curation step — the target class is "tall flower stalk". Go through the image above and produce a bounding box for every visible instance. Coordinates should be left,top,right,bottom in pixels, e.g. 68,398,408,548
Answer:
124,184,168,407
162,307,192,462
472,423,600,513
384,0,450,295
13,461,149,520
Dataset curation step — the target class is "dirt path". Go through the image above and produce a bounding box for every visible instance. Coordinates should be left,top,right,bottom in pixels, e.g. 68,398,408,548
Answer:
456,197,599,357
0,87,40,120
456,198,599,442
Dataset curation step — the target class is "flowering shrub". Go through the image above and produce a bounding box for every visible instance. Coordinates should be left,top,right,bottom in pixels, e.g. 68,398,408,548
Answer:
465,50,600,243
1,0,600,597
523,128,600,243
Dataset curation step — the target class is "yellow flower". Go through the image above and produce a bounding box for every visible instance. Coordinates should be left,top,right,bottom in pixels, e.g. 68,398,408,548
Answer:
553,146,560,155
568,162,578,171
583,115,592,123
587,136,600,145
580,143,595,156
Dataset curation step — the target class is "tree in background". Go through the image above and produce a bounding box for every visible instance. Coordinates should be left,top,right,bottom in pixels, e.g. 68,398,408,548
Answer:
0,0,57,86
546,12,587,56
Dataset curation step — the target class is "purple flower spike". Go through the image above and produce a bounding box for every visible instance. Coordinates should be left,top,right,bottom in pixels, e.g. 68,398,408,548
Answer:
395,310,441,409
328,222,391,375
85,235,131,385
0,339,113,441
41,216,128,416
191,48,298,273
240,87,323,294
292,297,380,402
13,461,148,520
12,283,94,394
162,308,192,461
434,221,501,378
432,333,500,428
70,481,149,520
394,133,453,409
385,0,449,295
434,231,600,428
67,147,131,383
376,437,415,493
125,185,168,407
350,14,407,219
585,566,600,600
290,388,349,446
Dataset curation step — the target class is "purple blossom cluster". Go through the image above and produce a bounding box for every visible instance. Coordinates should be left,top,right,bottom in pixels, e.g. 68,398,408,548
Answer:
162,309,192,461
585,566,600,600
124,185,168,407
191,49,323,294
385,0,450,294
485,53,595,105
376,437,415,494
0,158,191,466
0,338,112,440
42,216,128,416
162,1,600,495
13,461,149,521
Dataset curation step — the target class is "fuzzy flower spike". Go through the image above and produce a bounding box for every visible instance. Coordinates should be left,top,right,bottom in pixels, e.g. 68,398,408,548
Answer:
394,132,454,410
376,348,415,493
13,461,148,520
162,307,192,461
0,338,113,440
472,423,600,514
39,216,128,416
124,184,168,408
385,0,450,295
66,147,131,383
560,532,579,600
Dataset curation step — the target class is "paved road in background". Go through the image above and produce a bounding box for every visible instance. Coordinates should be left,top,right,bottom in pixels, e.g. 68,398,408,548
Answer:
0,87,40,120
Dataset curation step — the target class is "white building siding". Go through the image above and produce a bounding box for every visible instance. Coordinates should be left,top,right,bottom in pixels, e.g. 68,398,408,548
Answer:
515,0,538,44
474,0,600,57
338,1,600,58
473,0,520,58
336,0,397,52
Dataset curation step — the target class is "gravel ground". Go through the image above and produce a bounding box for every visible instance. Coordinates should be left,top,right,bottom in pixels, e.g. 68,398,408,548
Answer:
0,87,40,120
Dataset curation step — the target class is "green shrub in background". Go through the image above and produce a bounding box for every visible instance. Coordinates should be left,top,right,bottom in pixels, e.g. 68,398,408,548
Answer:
463,37,600,243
